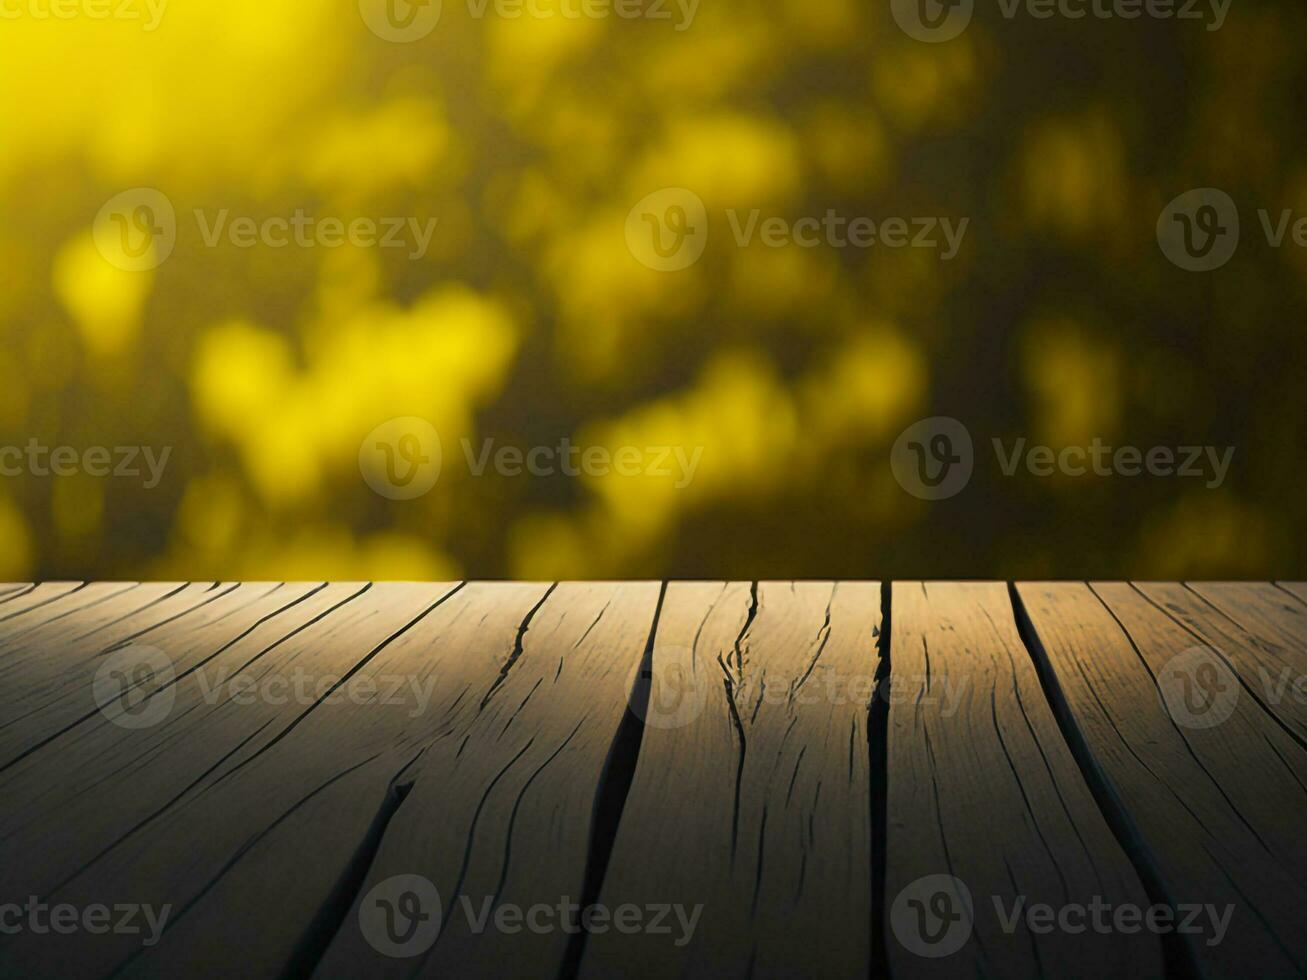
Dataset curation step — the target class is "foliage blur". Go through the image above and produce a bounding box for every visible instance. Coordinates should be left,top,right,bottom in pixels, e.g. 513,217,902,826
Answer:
1,0,1304,582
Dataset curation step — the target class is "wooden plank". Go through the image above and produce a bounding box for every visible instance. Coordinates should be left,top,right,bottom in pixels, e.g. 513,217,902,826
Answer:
0,583,33,602
578,581,878,978
0,582,453,967
0,582,659,980
1133,582,1307,742
0,581,86,627
311,581,660,980
1185,583,1307,665
0,582,207,662
0,582,392,904
0,582,239,763
886,582,1159,979
0,583,251,712
0,584,319,749
1180,583,1307,677
0,582,202,709
0,588,342,846
1016,582,1307,978
1277,582,1307,606
1090,584,1306,886
4,579,1299,979
0,581,152,642
107,582,555,980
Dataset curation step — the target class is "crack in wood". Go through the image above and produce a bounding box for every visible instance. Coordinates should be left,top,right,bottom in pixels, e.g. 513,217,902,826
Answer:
1013,583,1211,980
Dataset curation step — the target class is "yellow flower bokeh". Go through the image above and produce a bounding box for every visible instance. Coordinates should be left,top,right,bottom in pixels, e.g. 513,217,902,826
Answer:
1,0,1301,581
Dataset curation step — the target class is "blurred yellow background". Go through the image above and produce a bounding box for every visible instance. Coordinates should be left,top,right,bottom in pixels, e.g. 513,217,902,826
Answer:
1,0,1303,581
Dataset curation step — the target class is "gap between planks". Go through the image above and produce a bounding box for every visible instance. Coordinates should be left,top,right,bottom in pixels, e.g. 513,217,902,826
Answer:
2,582,1304,980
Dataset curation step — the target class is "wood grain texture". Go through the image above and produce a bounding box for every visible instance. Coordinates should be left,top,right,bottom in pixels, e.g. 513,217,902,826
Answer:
1134,582,1307,743
886,582,1160,979
312,581,660,980
0,582,351,897
0,583,34,602
0,582,462,979
0,582,239,765
1089,584,1307,888
0,583,217,668
1016,582,1307,978
0,582,85,625
1277,582,1307,606
580,581,880,979
0,583,139,644
4,580,1303,980
0,583,203,660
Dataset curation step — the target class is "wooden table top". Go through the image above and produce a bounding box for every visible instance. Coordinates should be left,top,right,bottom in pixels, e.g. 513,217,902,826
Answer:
0,581,1304,979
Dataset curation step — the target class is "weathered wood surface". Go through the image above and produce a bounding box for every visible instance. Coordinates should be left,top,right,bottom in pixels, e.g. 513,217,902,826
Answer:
885,582,1160,979
0,582,85,623
313,581,659,980
1277,581,1307,605
581,582,880,979
1135,582,1307,741
1,583,373,897
1015,582,1307,979
1,581,240,765
1,581,1304,980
